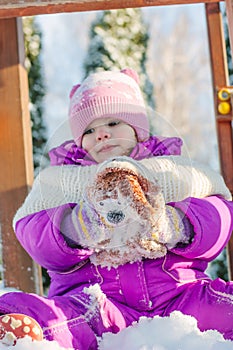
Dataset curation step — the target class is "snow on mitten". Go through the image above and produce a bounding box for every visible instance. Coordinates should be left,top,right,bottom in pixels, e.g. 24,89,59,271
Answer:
69,199,115,250
85,157,189,267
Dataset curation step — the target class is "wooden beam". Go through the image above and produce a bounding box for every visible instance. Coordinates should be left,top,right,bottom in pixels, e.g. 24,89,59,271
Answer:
205,3,233,279
0,17,43,293
0,0,223,19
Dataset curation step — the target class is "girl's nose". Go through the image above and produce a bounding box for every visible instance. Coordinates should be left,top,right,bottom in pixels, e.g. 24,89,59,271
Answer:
96,127,111,141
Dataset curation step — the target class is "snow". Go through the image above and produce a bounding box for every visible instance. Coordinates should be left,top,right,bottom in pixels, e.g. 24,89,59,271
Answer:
0,338,70,350
99,311,233,350
1,311,232,350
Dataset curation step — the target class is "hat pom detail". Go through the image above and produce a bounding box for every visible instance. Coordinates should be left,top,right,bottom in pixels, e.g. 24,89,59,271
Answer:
120,68,140,85
69,84,81,99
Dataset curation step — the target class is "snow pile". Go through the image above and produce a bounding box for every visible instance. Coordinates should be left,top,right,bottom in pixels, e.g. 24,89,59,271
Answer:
1,311,231,350
0,338,71,350
99,311,233,350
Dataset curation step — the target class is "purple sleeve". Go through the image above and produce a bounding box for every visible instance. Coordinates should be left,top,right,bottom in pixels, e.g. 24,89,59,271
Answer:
15,204,93,272
170,196,233,261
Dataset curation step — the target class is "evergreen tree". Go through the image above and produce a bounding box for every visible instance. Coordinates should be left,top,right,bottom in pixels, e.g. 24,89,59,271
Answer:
23,17,48,174
210,249,228,282
83,8,155,110
223,11,233,84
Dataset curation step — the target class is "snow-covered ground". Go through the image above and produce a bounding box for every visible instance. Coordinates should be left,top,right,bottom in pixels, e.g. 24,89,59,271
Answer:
1,311,232,350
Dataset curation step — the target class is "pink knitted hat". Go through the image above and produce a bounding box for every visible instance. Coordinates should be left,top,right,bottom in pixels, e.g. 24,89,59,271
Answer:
68,68,150,147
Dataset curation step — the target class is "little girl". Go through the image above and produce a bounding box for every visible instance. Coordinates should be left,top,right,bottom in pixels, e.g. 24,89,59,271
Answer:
0,68,233,349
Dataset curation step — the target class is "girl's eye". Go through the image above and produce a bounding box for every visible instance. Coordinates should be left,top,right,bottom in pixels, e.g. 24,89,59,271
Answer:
108,121,120,127
83,128,95,135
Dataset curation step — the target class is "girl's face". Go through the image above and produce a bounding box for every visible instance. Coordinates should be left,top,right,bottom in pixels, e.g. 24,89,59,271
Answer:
81,117,137,163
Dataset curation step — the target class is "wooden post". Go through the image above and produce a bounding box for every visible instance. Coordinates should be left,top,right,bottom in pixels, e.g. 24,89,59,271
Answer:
0,17,42,293
205,3,233,279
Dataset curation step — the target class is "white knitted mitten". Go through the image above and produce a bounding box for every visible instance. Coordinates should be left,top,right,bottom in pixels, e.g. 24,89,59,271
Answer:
81,157,189,267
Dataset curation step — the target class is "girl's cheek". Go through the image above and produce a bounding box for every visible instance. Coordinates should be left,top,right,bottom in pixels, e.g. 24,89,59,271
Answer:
81,136,89,150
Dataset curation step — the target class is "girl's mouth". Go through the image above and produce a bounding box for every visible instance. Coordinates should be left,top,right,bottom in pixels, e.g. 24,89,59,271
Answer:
98,145,117,153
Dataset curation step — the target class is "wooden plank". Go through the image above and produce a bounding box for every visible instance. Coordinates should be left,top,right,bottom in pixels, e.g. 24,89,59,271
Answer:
0,17,43,293
0,0,223,19
205,2,233,279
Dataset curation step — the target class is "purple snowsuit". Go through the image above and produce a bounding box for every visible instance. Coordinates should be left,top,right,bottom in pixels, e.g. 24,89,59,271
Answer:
1,136,233,349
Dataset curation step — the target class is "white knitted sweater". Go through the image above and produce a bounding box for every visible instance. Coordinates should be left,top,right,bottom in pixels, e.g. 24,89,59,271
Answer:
13,155,231,229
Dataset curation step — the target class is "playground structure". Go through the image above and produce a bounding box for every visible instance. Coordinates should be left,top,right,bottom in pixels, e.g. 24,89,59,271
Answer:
0,0,232,294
